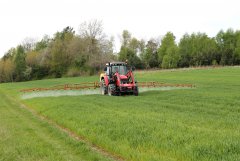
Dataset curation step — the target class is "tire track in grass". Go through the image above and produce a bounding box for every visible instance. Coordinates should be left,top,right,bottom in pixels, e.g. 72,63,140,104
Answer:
1,92,115,161
5,94,125,161
2,100,78,161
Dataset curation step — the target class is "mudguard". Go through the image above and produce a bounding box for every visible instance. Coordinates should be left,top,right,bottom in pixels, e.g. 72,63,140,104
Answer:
99,73,105,82
104,75,109,86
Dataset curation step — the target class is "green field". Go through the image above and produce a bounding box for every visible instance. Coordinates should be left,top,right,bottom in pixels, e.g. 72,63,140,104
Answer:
1,67,240,161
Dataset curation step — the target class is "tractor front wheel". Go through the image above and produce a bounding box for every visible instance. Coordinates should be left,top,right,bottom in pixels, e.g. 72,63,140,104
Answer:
133,86,139,96
100,80,108,95
108,84,116,96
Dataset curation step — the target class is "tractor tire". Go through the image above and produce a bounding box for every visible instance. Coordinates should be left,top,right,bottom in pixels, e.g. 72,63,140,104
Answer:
100,79,108,95
108,84,116,96
133,86,139,96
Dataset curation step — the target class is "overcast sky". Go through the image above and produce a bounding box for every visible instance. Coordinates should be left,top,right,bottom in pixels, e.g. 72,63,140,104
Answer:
0,0,239,57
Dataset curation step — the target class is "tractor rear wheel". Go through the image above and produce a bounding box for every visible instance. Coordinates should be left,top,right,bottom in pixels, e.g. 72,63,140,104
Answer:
133,86,139,96
100,79,108,95
108,84,116,96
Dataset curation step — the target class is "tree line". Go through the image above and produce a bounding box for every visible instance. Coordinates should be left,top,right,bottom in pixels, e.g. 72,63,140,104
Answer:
0,20,240,83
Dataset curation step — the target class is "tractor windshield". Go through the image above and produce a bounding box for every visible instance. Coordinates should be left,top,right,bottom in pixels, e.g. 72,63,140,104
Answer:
111,65,128,75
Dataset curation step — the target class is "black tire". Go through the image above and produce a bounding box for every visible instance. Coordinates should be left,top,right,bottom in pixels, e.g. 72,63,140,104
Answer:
100,79,108,95
108,84,116,96
133,86,139,96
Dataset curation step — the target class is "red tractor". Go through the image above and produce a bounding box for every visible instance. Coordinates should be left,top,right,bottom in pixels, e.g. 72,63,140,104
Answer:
100,62,139,96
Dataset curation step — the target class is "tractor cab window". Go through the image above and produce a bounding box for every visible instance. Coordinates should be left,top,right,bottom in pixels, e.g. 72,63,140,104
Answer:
111,65,128,75
112,66,119,73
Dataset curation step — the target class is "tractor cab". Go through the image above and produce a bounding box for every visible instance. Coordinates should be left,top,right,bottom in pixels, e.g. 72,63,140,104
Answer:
104,62,129,76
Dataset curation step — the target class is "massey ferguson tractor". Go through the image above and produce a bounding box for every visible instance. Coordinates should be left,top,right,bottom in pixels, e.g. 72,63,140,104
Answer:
99,62,139,96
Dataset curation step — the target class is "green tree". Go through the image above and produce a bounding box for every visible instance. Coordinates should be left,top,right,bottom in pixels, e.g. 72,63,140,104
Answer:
161,55,171,69
178,33,192,67
158,32,176,64
216,29,236,65
118,30,143,69
122,30,131,47
0,60,5,82
158,32,179,68
35,35,49,51
3,59,15,82
143,39,159,68
139,39,146,60
49,26,75,77
162,45,179,68
129,38,139,53
1,48,16,82
14,45,26,81
194,33,217,65
118,47,142,69
233,31,240,64
179,33,217,67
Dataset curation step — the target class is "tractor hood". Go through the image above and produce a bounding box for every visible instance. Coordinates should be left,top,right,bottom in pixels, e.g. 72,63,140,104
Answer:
120,75,128,79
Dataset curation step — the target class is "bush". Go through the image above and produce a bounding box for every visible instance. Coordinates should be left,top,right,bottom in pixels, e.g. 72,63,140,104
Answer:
66,67,82,77
212,60,218,66
66,66,97,77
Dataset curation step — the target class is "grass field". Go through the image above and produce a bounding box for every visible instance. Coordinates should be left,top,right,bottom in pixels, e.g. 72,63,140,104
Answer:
0,67,240,161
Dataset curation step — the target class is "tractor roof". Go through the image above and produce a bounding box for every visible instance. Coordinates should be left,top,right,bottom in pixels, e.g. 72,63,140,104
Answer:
107,62,126,66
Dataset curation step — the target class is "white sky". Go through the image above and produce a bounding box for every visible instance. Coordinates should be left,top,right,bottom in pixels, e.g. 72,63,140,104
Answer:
0,0,239,57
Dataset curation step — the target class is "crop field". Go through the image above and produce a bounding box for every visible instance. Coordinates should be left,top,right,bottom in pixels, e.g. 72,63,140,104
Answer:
0,67,240,161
